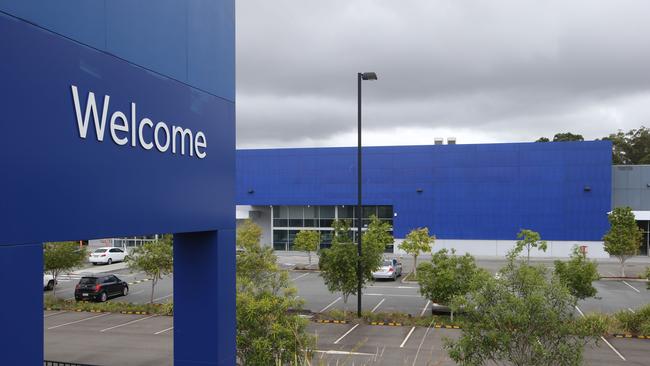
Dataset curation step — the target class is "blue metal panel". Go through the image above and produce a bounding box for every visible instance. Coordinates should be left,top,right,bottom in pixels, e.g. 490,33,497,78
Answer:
0,244,42,365
0,0,235,100
1,10,235,365
237,141,612,241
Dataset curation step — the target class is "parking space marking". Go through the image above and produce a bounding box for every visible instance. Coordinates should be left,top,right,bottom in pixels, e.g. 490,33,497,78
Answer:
314,349,374,356
319,297,341,313
292,273,310,281
600,336,626,361
154,326,174,335
420,300,431,316
575,305,585,317
333,323,359,344
621,281,640,293
100,315,157,332
365,293,421,298
400,326,416,348
371,298,385,313
153,293,173,302
47,313,110,329
44,311,67,318
412,318,436,366
628,308,636,313
607,271,616,277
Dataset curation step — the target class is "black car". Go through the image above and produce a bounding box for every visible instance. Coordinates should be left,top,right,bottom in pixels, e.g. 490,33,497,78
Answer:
74,275,129,302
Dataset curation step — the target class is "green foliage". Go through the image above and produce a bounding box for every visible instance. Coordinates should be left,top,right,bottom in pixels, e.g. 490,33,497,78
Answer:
603,207,642,276
512,229,547,263
319,217,388,311
446,259,604,366
613,304,650,335
416,249,487,321
554,246,599,300
125,235,173,304
293,230,320,265
399,227,435,275
236,220,313,365
237,219,263,251
43,241,87,297
535,133,584,143
602,126,650,164
44,296,173,315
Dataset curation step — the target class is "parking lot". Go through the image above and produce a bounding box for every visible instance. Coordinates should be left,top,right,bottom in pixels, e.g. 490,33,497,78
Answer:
44,310,648,366
287,271,650,317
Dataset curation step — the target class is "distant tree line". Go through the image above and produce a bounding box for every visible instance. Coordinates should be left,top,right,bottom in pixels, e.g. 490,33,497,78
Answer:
536,126,650,165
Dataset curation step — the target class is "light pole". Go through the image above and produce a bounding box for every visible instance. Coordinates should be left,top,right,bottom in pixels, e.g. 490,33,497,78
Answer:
357,71,377,317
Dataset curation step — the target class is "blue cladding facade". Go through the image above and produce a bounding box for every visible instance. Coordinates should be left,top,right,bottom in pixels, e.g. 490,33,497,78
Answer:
237,141,612,241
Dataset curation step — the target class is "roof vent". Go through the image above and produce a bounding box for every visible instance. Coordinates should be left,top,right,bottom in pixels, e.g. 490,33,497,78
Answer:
447,137,456,145
434,138,444,145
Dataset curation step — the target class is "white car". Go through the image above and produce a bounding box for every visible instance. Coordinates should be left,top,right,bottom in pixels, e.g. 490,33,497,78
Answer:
43,274,56,291
89,247,127,265
372,258,403,280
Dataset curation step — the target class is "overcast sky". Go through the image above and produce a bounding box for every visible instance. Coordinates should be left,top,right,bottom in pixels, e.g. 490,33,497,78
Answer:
236,0,650,149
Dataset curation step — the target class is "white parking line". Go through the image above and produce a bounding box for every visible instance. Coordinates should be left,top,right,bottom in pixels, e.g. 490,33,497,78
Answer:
575,305,585,317
47,313,110,330
319,297,341,313
292,273,310,281
400,326,416,348
621,281,640,293
575,305,626,361
371,298,385,313
600,336,626,361
365,293,421,298
100,315,157,332
420,300,431,317
44,311,67,318
607,271,616,277
334,324,359,344
313,349,374,356
412,318,436,366
154,326,174,335
628,308,636,313
153,293,174,302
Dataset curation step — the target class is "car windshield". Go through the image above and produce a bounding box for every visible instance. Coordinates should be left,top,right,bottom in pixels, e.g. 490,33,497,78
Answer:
93,249,107,253
382,260,392,266
79,277,97,284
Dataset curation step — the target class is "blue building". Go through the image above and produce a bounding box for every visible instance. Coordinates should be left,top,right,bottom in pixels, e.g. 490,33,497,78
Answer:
236,141,613,258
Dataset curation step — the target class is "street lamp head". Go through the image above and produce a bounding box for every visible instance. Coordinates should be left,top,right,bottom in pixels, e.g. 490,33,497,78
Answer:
360,72,378,81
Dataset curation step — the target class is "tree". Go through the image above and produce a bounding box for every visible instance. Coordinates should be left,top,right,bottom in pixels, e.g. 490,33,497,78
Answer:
602,126,650,164
43,241,87,297
553,132,584,142
237,219,263,251
603,207,642,277
513,229,547,263
125,235,173,303
446,259,607,366
293,230,320,266
554,246,599,300
417,249,487,321
535,133,584,143
399,227,435,275
319,217,388,314
236,221,313,364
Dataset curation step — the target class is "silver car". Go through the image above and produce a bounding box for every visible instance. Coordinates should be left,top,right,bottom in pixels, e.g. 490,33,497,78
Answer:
372,258,403,280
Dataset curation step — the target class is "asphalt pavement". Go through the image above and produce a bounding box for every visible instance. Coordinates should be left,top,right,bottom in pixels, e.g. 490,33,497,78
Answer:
43,310,648,366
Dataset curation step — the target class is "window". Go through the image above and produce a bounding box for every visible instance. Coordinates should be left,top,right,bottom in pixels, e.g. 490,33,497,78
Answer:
273,230,288,251
288,230,300,250
273,206,289,227
94,248,108,253
319,206,335,228
304,206,318,227
338,205,354,219
377,206,393,218
79,277,97,285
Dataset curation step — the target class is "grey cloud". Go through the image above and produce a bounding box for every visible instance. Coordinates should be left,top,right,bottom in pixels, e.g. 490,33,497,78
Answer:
236,0,650,147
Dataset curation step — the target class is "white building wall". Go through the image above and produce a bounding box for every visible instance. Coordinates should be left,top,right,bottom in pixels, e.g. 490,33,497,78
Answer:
236,205,272,247
393,238,608,259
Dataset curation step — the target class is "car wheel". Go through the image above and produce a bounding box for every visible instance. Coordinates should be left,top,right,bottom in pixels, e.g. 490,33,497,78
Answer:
46,280,55,291
99,292,108,302
107,258,113,265
122,286,129,297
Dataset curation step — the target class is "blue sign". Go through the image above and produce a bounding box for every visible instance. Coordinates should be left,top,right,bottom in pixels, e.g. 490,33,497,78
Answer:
0,8,235,365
